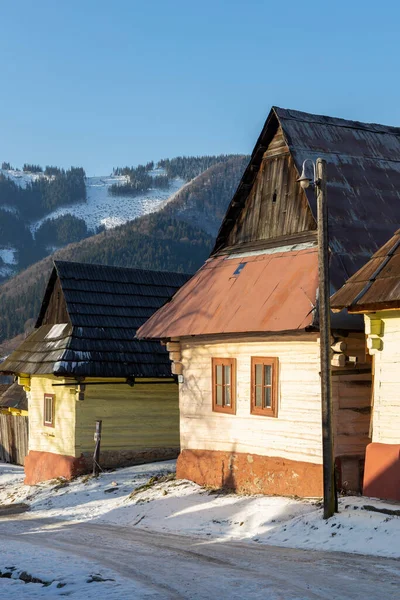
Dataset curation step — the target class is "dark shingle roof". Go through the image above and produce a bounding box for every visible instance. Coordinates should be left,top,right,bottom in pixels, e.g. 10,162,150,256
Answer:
0,261,191,378
0,383,27,411
213,107,400,290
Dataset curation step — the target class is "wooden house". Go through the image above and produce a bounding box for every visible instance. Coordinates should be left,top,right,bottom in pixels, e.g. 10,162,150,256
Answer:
138,107,400,497
0,382,28,465
0,382,28,416
331,229,400,501
0,260,190,484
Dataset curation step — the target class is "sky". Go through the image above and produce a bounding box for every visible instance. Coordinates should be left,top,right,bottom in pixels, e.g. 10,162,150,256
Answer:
0,0,399,175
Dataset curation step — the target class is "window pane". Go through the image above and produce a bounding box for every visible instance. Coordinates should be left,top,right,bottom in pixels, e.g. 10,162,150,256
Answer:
224,365,231,386
45,396,53,423
255,386,262,407
264,365,272,386
216,365,222,385
264,386,272,408
216,385,223,406
255,364,262,385
225,385,231,406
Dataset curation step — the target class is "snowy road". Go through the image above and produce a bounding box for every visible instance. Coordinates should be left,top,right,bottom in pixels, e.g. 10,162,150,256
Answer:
0,515,399,599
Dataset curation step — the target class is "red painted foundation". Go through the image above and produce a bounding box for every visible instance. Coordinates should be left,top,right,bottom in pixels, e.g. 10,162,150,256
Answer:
363,442,400,502
24,447,180,485
177,449,324,497
24,451,87,485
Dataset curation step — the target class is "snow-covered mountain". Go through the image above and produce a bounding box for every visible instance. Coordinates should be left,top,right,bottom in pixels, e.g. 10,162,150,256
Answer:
0,168,46,188
0,167,185,233
30,170,185,233
0,168,185,278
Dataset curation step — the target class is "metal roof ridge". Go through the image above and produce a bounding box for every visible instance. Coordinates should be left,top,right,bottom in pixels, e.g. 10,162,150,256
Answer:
274,106,400,136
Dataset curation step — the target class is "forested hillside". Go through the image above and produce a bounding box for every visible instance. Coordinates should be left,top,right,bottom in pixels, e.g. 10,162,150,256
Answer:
0,166,87,271
0,167,86,219
158,155,238,181
163,156,248,235
0,154,249,346
108,155,241,197
0,154,244,280
0,215,213,342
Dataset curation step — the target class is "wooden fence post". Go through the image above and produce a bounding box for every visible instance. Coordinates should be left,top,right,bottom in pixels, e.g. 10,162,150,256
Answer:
93,420,102,476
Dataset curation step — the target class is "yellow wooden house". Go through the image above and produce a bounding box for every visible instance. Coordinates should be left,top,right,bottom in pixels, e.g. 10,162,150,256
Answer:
0,260,190,484
331,229,400,502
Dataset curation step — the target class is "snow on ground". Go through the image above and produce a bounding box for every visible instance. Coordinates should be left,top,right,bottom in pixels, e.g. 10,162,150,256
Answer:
0,247,17,265
30,172,185,235
0,204,18,215
0,247,18,279
0,539,159,599
0,265,15,278
1,461,399,560
0,168,45,189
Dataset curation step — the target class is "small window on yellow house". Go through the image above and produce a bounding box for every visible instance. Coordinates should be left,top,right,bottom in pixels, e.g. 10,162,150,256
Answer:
212,358,236,414
251,357,278,417
44,393,55,427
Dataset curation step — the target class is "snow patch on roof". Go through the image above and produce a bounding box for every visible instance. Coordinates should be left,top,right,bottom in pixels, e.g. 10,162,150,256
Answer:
45,324,69,339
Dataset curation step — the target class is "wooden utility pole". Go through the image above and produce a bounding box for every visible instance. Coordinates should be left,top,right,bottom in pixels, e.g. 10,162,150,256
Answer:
316,158,337,519
93,420,102,477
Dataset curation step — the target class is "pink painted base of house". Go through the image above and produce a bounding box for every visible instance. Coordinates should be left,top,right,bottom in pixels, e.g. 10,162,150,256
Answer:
177,449,324,497
24,450,87,485
24,447,181,485
363,442,400,502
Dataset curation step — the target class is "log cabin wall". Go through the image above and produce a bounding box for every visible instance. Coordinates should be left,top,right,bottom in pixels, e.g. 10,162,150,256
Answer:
178,335,323,464
28,375,76,457
28,376,180,463
226,127,316,248
75,378,180,467
331,333,372,491
176,333,371,495
23,375,180,484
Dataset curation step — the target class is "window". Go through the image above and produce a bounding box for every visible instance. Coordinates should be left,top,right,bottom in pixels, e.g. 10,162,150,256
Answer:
212,358,236,414
251,357,278,417
44,393,55,427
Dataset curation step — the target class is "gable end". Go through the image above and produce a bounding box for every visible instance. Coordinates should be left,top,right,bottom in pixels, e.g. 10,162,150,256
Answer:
224,126,316,250
36,268,70,327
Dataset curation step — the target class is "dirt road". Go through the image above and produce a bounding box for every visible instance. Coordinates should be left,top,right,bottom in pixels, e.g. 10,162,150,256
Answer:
0,515,399,599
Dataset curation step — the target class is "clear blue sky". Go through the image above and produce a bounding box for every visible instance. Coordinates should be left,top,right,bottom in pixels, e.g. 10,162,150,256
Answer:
1,0,399,175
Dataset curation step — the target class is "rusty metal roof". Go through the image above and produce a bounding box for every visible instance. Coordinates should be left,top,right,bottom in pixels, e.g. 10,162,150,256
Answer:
330,229,400,313
213,107,400,290
138,247,319,339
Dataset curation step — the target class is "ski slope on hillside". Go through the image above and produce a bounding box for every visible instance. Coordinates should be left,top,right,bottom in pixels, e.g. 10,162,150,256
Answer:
0,168,185,234
0,168,45,188
30,172,185,234
0,169,185,278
